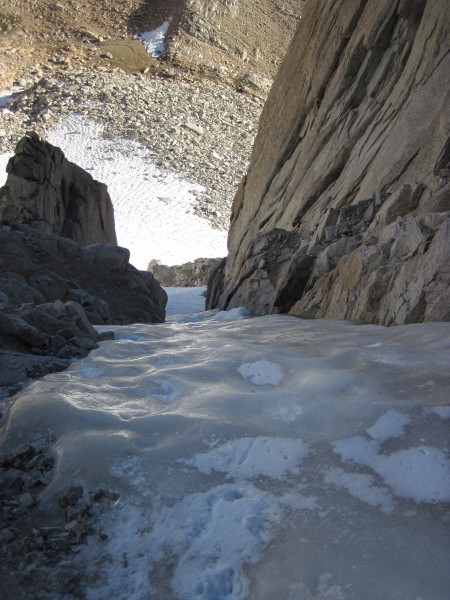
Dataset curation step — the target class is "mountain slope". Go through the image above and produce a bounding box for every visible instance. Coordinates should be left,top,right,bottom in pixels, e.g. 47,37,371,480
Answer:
0,0,303,87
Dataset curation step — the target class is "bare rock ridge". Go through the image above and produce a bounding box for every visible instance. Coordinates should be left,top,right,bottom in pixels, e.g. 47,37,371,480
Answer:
0,132,117,246
207,0,450,325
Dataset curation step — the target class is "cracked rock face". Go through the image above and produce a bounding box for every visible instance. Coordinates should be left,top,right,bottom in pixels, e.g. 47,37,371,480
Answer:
208,0,450,325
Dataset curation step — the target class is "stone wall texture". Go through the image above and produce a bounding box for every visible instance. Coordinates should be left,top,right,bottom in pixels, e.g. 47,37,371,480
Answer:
207,0,450,325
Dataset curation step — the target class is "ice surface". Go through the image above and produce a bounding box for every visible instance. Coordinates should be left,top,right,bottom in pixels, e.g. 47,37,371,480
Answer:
165,286,207,316
140,21,171,57
212,307,250,321
77,367,105,378
1,316,450,599
0,115,227,269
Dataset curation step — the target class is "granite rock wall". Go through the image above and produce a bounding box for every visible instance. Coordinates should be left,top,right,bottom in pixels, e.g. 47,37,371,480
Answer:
208,0,450,325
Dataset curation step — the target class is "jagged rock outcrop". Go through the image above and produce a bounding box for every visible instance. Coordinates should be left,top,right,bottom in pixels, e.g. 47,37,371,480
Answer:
0,224,167,396
148,257,223,287
208,0,450,325
0,133,117,246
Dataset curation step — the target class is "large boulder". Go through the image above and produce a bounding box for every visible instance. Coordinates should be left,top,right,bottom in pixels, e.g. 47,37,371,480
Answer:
0,132,117,246
0,224,167,326
208,0,450,325
0,224,167,397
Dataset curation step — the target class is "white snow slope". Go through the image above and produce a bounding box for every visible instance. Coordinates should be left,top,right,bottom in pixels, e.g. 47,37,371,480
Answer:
0,114,227,269
1,312,449,600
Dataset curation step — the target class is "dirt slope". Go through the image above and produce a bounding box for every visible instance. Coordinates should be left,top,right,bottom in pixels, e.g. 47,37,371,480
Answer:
0,0,304,88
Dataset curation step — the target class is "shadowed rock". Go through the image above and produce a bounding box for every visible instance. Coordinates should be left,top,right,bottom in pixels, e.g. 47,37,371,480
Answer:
0,224,167,397
0,132,117,246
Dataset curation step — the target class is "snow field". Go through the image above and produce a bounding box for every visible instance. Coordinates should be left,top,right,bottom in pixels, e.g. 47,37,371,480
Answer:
2,314,450,599
47,115,227,268
0,114,227,269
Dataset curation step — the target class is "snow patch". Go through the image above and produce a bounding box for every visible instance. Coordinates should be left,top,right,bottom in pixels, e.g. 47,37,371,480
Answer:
430,406,450,420
148,483,282,600
334,430,450,503
0,86,22,108
366,409,411,442
369,446,450,503
238,360,283,386
0,152,9,183
182,437,309,480
325,468,394,513
271,405,304,422
141,20,171,57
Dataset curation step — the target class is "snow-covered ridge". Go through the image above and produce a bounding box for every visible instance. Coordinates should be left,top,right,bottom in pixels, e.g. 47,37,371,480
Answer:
2,313,449,599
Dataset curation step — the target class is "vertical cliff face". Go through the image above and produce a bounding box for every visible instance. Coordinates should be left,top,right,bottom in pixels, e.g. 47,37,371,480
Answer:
0,133,117,247
208,0,450,325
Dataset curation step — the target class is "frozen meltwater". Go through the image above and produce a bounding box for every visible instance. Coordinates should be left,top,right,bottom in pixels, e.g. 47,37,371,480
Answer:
1,314,450,600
